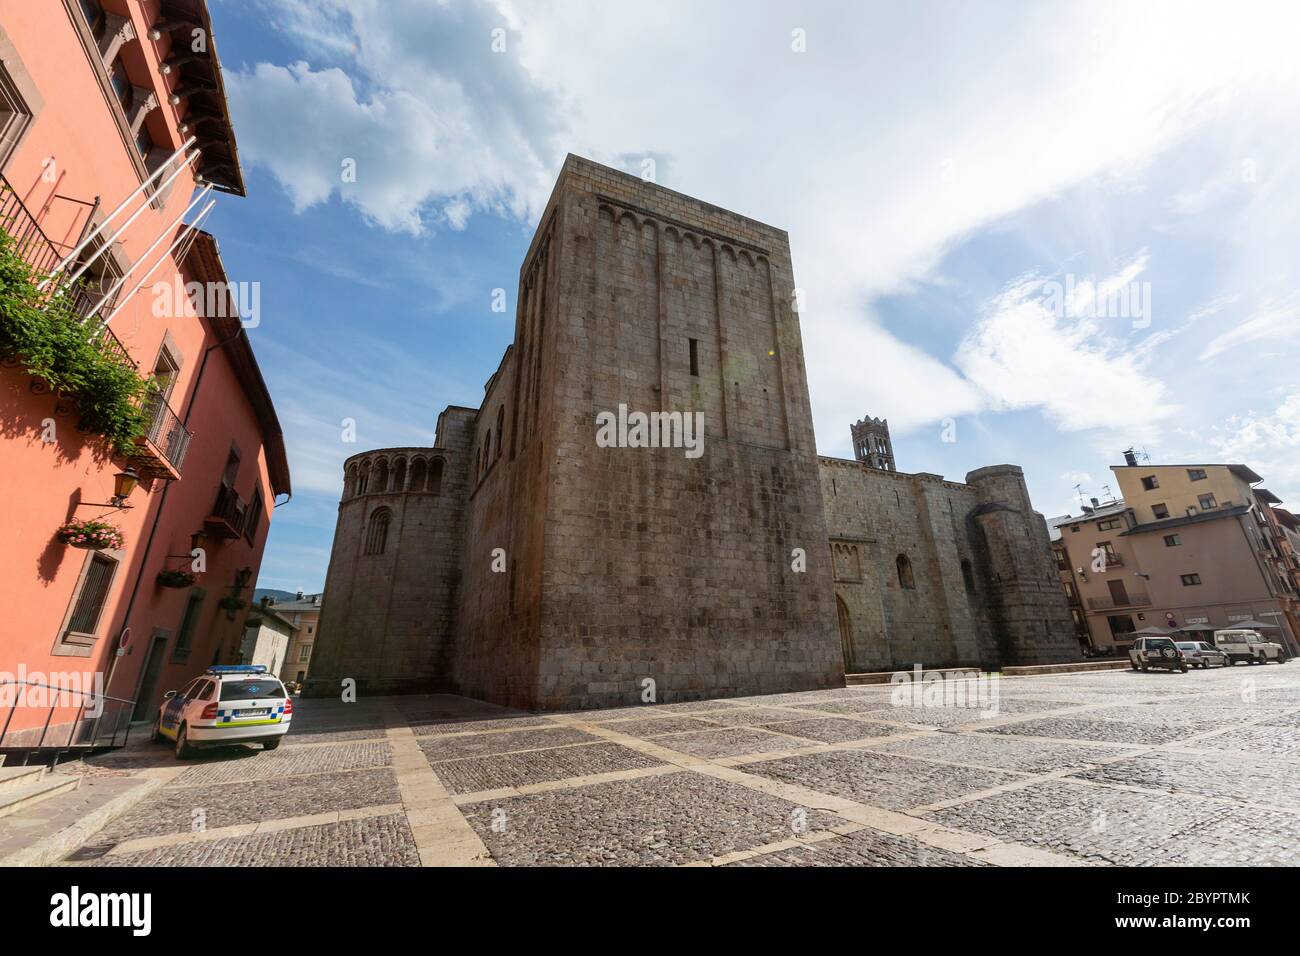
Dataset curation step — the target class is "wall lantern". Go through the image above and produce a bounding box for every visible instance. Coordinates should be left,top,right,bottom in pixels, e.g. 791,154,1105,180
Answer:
76,467,140,511
111,467,140,505
190,529,209,553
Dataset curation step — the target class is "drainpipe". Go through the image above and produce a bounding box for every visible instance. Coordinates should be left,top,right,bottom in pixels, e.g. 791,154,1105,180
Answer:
106,323,243,702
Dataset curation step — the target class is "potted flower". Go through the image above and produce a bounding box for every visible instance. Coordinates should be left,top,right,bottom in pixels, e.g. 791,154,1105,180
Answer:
156,568,197,589
217,596,246,612
56,518,124,551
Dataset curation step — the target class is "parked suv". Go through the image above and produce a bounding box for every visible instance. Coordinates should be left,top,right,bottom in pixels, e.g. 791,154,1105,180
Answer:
1129,637,1188,673
1214,629,1287,665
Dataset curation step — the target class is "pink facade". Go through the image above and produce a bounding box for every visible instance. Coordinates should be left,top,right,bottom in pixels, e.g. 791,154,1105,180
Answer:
0,1,289,745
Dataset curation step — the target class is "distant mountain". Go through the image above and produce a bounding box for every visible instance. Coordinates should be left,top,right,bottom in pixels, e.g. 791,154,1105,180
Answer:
253,588,300,604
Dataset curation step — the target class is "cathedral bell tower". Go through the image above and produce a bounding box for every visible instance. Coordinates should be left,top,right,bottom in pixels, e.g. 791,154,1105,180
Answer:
850,416,895,471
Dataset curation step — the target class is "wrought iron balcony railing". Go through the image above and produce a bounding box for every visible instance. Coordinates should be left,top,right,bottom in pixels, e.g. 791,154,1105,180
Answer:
1,176,134,360
204,482,247,539
128,389,192,479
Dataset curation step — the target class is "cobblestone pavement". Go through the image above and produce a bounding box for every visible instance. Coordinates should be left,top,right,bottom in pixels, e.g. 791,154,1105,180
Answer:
61,664,1300,866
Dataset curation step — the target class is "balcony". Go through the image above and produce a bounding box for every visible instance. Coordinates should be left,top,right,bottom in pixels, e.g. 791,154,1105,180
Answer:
204,483,247,539
1087,590,1152,611
127,390,192,480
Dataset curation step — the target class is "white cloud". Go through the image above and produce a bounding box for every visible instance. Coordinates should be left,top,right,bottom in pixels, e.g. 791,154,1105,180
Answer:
229,0,1300,446
1199,295,1300,360
954,256,1178,432
1207,393,1300,507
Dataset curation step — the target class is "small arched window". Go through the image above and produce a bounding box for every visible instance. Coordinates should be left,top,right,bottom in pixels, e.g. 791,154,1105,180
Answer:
896,554,915,590
364,508,391,555
495,406,505,459
357,461,371,495
392,458,407,493
373,458,389,493
409,457,427,492
961,558,977,594
429,458,444,496
483,430,492,474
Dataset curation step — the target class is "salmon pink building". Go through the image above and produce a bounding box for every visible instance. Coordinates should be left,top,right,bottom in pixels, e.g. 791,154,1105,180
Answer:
0,0,289,750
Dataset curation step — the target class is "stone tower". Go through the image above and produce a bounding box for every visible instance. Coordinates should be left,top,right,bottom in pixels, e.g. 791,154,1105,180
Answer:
307,408,476,696
309,156,845,709
965,464,1078,664
451,155,844,709
851,415,895,471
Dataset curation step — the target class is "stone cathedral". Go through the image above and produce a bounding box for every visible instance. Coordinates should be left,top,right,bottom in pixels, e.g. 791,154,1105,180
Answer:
305,156,1075,710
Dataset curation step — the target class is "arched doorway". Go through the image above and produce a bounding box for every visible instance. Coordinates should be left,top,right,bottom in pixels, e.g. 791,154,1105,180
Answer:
836,595,854,672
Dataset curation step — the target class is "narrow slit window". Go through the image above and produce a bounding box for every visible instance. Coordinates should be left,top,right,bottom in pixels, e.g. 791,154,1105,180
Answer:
688,338,699,377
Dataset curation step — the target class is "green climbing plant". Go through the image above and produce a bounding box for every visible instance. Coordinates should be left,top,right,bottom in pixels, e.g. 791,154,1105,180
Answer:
0,229,155,453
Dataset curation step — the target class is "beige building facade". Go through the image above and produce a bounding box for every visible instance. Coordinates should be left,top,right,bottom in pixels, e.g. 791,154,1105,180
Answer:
265,592,322,685
1052,456,1300,655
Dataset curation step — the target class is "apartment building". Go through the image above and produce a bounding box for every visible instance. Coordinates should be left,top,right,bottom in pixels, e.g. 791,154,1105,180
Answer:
1052,454,1299,656
0,1,289,748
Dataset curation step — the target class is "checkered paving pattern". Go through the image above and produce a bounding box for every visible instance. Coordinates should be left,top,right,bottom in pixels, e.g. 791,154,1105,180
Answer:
61,666,1300,866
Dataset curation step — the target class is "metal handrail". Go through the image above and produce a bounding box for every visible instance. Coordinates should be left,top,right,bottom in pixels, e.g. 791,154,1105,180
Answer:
0,678,136,764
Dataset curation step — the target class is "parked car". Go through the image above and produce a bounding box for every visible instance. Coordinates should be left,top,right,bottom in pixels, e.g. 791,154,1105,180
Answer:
153,664,294,759
1129,636,1188,673
1213,629,1287,665
1176,641,1228,668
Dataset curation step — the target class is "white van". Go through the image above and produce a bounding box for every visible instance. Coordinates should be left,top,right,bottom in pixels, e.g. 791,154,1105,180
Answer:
1212,629,1287,665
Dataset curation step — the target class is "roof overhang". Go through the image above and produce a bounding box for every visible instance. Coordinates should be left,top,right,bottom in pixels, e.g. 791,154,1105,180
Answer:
158,0,246,196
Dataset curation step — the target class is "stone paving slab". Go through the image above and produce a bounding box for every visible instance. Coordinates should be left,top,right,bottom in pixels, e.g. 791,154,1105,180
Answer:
411,715,561,736
979,716,1195,746
172,741,391,786
588,715,723,737
88,813,420,867
281,727,391,746
459,771,842,866
741,749,1025,810
648,727,815,759
91,767,401,843
416,726,599,761
926,778,1300,866
757,717,910,743
873,732,1129,774
1068,750,1300,810
427,742,665,795
725,826,988,867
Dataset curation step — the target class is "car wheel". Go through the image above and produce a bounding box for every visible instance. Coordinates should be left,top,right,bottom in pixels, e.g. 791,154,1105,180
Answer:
1130,660,1139,671
1180,664,1188,673
262,737,282,752
174,723,196,760
1140,663,1149,672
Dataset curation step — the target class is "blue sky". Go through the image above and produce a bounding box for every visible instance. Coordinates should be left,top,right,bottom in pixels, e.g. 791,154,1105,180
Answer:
204,0,1300,592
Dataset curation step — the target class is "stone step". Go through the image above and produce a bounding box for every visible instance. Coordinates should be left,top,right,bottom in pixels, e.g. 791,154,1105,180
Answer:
0,764,46,794
0,773,163,867
0,774,80,820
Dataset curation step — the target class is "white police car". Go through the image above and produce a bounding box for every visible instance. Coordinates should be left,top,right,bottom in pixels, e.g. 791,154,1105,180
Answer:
152,665,293,759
